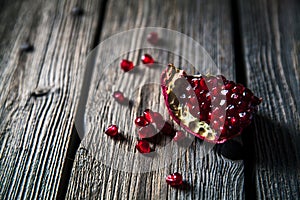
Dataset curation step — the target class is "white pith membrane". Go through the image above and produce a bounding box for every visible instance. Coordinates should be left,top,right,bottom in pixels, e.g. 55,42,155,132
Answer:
163,64,219,142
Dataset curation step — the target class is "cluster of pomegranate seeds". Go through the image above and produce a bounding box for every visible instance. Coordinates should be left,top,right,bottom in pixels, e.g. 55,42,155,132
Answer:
134,108,180,153
147,32,159,45
135,140,151,153
105,125,119,137
120,59,134,72
161,64,262,143
134,109,159,153
166,172,183,187
141,54,155,65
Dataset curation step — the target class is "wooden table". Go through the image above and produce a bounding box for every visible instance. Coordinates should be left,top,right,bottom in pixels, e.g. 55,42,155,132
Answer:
0,0,299,199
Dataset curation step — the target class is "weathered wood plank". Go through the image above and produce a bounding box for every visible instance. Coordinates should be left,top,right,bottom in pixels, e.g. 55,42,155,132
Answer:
66,0,245,199
238,0,300,198
0,0,102,199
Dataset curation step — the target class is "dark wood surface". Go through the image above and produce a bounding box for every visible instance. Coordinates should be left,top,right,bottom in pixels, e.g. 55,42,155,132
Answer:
0,0,102,199
0,0,299,199
238,0,300,199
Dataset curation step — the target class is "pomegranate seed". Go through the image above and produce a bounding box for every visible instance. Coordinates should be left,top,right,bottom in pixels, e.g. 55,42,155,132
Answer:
225,81,235,90
120,59,134,72
141,54,155,65
232,84,244,93
188,103,200,118
135,116,149,127
143,109,165,128
166,172,183,187
230,117,238,126
138,124,157,138
135,140,151,153
112,91,126,104
239,112,251,125
147,32,158,45
152,112,165,129
143,109,154,123
243,88,254,100
226,105,236,116
105,125,118,137
238,100,250,110
212,120,220,131
199,112,208,122
173,131,185,142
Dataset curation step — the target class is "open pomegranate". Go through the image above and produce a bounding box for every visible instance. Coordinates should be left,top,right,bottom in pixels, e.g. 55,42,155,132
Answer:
161,64,261,143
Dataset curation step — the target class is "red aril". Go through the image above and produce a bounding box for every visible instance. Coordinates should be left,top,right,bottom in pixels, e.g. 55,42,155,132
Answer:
135,140,151,153
112,91,128,105
166,172,183,187
143,109,154,123
120,59,134,72
147,32,158,45
152,112,165,129
135,116,149,127
105,125,119,137
141,54,155,65
138,124,157,138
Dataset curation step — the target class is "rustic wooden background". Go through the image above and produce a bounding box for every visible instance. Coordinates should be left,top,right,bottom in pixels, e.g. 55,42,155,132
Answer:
0,0,299,199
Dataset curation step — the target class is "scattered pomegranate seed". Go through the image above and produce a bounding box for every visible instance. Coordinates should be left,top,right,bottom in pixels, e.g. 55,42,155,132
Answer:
135,116,149,127
166,172,183,187
135,140,151,153
152,112,165,127
112,91,127,104
120,59,134,72
141,54,155,65
138,124,157,138
173,131,185,142
105,125,119,137
147,32,159,45
143,109,154,123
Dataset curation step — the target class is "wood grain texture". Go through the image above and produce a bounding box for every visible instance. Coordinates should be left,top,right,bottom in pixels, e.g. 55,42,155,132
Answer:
0,0,101,199
238,0,300,199
66,0,245,199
